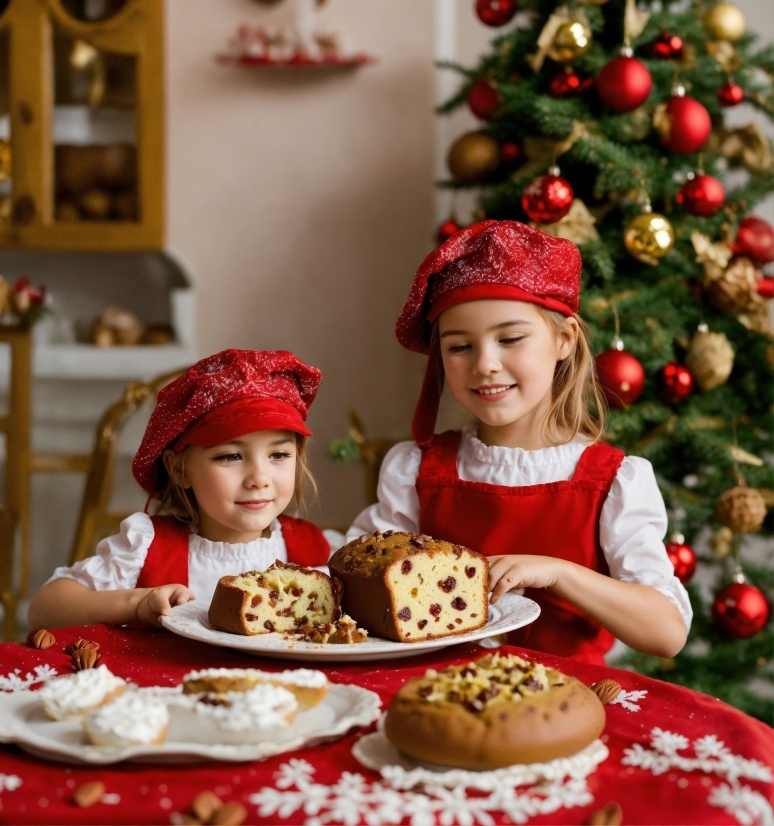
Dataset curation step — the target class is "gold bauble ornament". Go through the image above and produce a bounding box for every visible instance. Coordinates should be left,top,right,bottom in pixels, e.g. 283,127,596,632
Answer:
704,2,745,42
447,131,500,185
685,327,734,391
712,526,734,558
715,485,767,533
704,256,765,315
547,21,592,64
623,209,675,265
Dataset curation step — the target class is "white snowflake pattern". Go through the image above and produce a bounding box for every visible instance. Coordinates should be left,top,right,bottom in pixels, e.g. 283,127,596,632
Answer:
249,762,593,826
0,665,58,692
708,782,774,826
609,688,647,712
0,774,22,792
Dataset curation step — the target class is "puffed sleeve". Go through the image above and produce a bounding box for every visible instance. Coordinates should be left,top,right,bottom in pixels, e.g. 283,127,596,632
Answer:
343,441,422,543
44,512,155,591
600,456,693,632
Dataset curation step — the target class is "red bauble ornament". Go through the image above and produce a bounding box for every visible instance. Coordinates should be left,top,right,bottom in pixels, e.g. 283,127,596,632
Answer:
549,67,593,98
475,0,518,27
521,173,574,223
717,79,744,107
657,362,694,404
658,94,711,154
596,55,652,112
436,218,463,245
665,535,697,584
675,174,726,217
712,580,770,639
733,216,774,265
500,141,523,164
595,344,646,408
757,277,774,299
467,80,501,120
651,31,683,59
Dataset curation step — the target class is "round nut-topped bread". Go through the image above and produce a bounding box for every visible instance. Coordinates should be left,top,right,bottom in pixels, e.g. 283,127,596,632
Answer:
328,530,489,643
384,652,606,769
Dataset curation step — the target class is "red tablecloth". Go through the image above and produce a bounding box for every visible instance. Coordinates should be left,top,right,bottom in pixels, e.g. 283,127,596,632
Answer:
0,625,771,825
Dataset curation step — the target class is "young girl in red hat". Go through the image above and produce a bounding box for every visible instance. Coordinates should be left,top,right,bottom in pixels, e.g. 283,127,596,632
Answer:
344,220,691,664
29,349,331,629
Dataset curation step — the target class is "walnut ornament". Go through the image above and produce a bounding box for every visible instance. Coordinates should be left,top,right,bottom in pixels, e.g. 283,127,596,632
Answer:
684,327,734,391
715,485,767,534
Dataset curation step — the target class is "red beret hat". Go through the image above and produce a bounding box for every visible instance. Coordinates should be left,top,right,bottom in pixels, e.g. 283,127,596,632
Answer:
132,349,321,495
395,220,582,446
395,219,582,355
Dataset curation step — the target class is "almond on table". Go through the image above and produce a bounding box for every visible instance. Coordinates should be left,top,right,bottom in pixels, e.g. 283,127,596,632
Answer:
190,790,223,822
590,679,622,704
72,780,105,808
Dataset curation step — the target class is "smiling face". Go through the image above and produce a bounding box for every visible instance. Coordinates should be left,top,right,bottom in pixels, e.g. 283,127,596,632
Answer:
437,300,577,449
165,430,298,543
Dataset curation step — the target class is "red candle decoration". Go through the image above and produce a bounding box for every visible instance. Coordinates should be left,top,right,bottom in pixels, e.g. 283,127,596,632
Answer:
521,173,574,223
657,362,694,404
650,31,683,59
549,68,593,97
733,216,774,265
717,79,745,107
675,174,726,217
475,0,518,27
657,93,711,154
712,580,770,639
665,535,697,584
596,55,652,112
499,141,523,164
595,343,646,408
467,80,501,120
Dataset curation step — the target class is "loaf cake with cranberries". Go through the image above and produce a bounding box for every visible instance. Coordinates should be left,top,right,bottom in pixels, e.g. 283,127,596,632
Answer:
208,561,341,636
384,652,606,768
328,531,489,642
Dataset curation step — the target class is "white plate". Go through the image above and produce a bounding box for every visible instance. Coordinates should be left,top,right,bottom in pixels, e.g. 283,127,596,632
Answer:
352,728,609,790
0,683,381,765
160,593,540,662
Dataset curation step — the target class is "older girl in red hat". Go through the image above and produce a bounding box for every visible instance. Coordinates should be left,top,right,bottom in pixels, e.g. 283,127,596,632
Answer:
344,220,691,664
30,349,331,629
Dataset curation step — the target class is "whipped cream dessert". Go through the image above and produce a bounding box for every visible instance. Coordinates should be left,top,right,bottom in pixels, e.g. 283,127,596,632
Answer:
83,689,169,747
39,664,126,721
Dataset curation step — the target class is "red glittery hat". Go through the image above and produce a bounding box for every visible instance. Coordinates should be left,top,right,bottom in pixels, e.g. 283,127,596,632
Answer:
395,220,582,446
132,349,321,495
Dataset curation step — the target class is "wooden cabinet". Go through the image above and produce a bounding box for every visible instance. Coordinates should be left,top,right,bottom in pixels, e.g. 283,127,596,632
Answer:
0,0,163,251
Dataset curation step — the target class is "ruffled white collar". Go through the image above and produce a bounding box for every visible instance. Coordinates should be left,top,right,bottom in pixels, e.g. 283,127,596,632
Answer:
187,518,284,559
460,425,588,467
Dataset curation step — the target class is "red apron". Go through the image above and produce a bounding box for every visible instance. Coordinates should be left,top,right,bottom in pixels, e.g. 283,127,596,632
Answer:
416,430,624,665
135,514,330,589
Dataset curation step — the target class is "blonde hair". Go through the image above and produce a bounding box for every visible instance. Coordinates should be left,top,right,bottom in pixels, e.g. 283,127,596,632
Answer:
153,434,317,530
429,306,606,446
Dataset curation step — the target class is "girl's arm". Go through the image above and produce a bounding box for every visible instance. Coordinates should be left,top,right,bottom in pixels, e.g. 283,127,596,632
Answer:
27,579,195,629
489,555,688,657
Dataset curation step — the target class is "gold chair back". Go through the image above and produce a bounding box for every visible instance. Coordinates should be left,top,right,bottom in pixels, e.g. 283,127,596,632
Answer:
348,410,406,506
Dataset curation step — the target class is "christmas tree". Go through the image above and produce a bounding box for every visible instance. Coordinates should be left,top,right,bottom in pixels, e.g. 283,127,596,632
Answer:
438,0,774,722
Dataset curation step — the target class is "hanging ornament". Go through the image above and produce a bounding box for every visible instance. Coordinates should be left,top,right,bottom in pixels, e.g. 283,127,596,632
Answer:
665,533,697,584
650,31,683,60
475,0,518,27
538,198,599,244
715,484,767,534
499,141,523,164
549,67,593,97
596,49,652,112
467,80,501,120
595,337,645,408
654,87,711,154
712,575,769,639
704,256,764,316
521,168,574,223
436,216,463,245
717,79,744,107
732,216,774,265
684,324,734,391
676,173,725,217
704,2,746,42
624,205,675,265
547,19,592,64
447,131,501,184
656,362,694,404
757,277,774,299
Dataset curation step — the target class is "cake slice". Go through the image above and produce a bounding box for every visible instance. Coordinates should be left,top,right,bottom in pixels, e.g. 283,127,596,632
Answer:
328,531,489,642
208,561,341,635
182,667,328,710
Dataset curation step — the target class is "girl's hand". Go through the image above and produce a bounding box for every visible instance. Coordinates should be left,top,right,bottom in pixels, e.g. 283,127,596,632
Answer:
488,555,564,604
136,584,195,627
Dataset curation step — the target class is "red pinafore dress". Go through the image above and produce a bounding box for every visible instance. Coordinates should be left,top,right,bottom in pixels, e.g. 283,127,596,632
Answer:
135,514,330,589
416,431,625,665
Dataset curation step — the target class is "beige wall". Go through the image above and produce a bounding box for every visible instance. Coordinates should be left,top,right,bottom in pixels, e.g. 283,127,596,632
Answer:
165,0,437,527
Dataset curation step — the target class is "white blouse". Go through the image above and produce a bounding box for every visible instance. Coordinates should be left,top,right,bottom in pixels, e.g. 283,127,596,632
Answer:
46,514,333,607
343,425,692,631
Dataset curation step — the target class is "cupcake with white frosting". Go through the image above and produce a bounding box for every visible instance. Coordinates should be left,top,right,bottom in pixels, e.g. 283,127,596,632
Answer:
38,665,126,721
